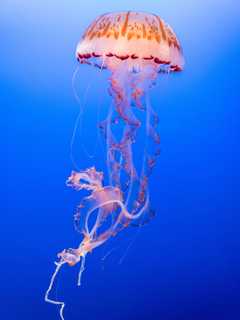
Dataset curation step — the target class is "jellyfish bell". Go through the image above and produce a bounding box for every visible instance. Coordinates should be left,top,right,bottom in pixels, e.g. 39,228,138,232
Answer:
76,11,184,73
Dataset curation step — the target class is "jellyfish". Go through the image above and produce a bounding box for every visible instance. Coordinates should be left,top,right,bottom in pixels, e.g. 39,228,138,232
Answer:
45,11,184,320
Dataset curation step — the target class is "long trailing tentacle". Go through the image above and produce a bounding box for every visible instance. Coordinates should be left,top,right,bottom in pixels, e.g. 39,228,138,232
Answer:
45,261,66,320
130,92,160,227
106,72,139,192
128,68,161,226
46,64,162,319
77,254,86,286
70,67,93,170
70,63,106,170
104,66,160,225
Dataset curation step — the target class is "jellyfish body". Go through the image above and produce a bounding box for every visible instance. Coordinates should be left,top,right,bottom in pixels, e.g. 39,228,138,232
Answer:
76,11,183,72
45,11,184,320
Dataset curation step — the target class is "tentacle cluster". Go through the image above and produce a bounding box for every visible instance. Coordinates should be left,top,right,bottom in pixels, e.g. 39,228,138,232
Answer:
45,66,162,320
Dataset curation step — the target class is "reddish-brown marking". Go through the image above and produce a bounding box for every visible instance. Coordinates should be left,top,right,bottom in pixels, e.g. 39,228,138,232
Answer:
101,22,111,37
115,54,130,60
142,23,147,38
86,14,104,39
121,11,130,36
131,54,138,59
83,53,92,59
83,22,96,39
127,32,134,40
171,65,182,71
154,57,170,64
92,52,101,57
156,16,167,41
76,50,182,72
89,31,97,40
155,33,161,43
114,30,119,40
143,56,154,60
168,38,172,47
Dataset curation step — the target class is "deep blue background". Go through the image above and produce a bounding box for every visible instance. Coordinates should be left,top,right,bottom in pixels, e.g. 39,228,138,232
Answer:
3,1,240,319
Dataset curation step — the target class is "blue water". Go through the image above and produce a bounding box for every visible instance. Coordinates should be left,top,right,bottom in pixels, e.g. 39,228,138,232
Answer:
3,1,240,319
